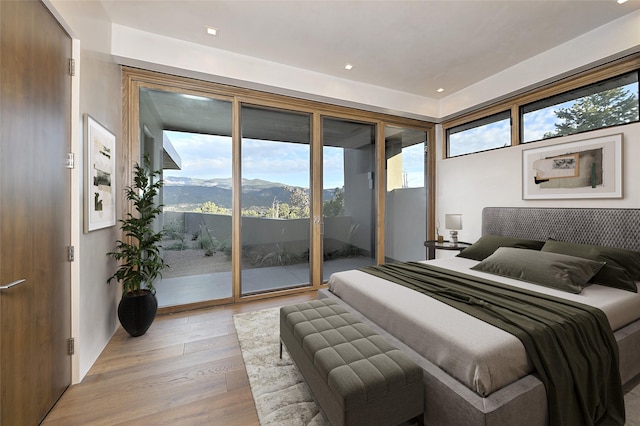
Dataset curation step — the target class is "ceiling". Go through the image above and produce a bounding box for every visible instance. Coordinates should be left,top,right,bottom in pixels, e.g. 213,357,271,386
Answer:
101,0,640,100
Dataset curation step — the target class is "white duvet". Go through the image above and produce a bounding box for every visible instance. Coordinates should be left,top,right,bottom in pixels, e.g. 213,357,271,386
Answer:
328,257,640,396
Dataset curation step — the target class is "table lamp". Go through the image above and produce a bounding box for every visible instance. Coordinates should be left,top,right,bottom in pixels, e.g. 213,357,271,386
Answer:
445,214,462,245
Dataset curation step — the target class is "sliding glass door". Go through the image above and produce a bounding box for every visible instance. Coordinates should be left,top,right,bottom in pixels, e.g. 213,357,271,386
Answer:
240,105,312,295
384,125,428,262
322,117,377,280
139,87,234,308
126,69,433,310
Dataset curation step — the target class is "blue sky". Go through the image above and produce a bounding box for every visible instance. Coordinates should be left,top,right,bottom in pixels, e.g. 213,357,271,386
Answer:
164,131,346,189
448,100,579,157
163,131,424,189
164,82,637,185
449,82,638,156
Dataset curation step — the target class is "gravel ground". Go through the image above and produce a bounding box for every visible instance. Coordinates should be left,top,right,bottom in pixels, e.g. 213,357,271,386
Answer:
162,249,232,278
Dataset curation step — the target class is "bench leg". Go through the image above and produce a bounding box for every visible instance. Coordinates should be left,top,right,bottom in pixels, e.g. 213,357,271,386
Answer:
280,340,283,359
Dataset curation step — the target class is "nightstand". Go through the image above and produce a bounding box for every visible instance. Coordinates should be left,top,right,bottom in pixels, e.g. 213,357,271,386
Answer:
424,240,472,260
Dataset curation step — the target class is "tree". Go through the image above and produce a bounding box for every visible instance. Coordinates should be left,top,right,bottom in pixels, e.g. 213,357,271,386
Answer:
280,203,292,219
543,87,638,139
195,201,231,215
323,187,344,217
241,208,261,217
270,197,280,219
286,186,310,218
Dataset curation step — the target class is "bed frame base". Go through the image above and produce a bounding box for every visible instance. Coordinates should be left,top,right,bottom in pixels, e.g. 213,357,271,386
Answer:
320,288,640,426
319,207,640,425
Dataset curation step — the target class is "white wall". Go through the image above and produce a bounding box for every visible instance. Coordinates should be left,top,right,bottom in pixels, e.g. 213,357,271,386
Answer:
435,123,640,246
432,9,640,257
76,52,122,380
386,188,427,261
48,0,123,382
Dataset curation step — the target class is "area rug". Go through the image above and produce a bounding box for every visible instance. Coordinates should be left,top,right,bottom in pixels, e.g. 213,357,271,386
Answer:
234,307,328,426
234,307,640,426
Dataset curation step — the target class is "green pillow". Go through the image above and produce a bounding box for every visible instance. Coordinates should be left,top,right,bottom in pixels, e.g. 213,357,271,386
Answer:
541,240,640,293
457,234,545,261
471,247,605,294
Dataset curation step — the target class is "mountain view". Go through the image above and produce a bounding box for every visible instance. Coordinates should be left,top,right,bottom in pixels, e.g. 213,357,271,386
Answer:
163,176,337,212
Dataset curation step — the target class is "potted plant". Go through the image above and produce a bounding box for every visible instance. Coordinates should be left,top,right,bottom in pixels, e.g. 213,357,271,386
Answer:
107,155,167,337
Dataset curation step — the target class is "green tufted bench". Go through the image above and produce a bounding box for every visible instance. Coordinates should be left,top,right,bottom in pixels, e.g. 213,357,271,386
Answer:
280,299,424,426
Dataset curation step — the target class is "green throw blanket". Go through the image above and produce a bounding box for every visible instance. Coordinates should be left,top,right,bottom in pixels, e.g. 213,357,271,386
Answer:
361,262,624,426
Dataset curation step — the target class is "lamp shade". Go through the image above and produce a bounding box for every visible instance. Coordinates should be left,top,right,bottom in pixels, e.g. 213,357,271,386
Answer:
445,214,462,230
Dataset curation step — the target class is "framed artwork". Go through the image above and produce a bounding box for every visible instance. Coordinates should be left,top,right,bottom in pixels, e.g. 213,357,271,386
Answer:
522,133,622,200
84,114,116,232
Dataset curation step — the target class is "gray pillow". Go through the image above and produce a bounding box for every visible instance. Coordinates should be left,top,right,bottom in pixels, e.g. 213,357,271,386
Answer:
457,235,545,261
541,240,640,293
471,247,605,294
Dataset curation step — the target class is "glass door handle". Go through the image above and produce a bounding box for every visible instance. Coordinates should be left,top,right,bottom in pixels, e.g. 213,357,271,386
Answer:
0,279,26,290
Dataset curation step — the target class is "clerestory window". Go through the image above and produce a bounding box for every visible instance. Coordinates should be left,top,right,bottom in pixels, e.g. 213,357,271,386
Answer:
446,111,511,157
521,71,639,143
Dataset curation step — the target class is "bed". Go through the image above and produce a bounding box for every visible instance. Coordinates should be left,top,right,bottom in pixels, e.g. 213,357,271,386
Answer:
318,207,640,426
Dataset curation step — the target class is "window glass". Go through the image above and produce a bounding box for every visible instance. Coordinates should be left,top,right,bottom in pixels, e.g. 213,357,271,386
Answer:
446,111,511,157
384,126,427,263
240,105,312,296
521,71,639,143
138,87,234,308
385,127,426,190
322,117,377,281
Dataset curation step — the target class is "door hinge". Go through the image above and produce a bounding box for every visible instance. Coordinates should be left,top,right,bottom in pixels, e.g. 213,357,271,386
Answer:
66,152,75,169
68,338,75,356
68,58,75,76
67,245,75,262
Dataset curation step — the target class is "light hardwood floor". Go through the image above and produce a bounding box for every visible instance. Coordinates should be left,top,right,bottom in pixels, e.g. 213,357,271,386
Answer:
43,292,317,426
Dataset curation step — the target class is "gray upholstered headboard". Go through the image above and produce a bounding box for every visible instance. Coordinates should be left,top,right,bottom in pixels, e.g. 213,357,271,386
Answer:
482,207,640,252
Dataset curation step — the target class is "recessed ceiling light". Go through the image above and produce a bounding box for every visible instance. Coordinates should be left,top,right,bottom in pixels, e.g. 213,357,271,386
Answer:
617,0,628,4
345,64,354,70
206,27,218,36
437,88,444,93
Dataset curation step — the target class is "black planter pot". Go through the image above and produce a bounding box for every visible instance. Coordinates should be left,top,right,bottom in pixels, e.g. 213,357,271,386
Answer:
117,289,158,337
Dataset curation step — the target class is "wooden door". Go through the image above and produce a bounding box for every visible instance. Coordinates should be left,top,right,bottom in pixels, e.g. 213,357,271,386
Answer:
0,0,72,424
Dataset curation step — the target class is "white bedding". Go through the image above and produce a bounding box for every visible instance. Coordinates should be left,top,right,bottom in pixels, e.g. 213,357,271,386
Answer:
328,257,640,396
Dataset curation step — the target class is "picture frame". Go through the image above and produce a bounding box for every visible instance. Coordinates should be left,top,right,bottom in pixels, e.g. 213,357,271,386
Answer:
84,114,116,232
522,133,622,200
